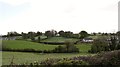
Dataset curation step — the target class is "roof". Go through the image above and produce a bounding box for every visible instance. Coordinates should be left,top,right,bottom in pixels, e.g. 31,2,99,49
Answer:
83,38,93,40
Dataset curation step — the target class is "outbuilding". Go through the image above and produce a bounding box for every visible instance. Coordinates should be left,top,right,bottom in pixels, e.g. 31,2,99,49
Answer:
82,38,93,43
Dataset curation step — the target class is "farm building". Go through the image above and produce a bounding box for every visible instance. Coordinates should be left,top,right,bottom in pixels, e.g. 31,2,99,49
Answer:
82,38,94,43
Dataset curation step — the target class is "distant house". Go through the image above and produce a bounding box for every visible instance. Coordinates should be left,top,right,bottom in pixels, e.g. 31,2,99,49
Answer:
1,37,16,40
56,34,60,36
82,38,94,43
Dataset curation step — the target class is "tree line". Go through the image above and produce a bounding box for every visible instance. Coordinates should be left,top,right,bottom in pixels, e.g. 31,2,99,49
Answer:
3,30,89,40
3,30,117,39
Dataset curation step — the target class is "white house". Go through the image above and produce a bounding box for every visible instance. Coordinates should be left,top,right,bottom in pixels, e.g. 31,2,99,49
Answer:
82,38,94,43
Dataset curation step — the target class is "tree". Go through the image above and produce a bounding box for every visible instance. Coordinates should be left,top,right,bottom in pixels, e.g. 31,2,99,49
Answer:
109,36,119,50
58,30,65,37
93,32,96,36
44,30,52,38
104,31,120,50
7,31,20,37
58,30,74,38
37,36,41,42
52,41,79,53
44,30,57,38
31,37,35,42
36,31,42,36
53,45,65,53
90,37,109,53
51,29,57,36
79,31,88,39
117,31,120,49
64,31,73,38
28,32,36,40
65,41,79,53
21,32,28,39
72,34,80,39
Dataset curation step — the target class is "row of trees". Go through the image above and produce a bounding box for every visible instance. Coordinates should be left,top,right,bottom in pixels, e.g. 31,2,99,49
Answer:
21,31,42,42
44,30,89,39
89,31,120,53
7,32,21,37
91,32,116,36
4,30,119,41
5,30,117,37
5,30,89,39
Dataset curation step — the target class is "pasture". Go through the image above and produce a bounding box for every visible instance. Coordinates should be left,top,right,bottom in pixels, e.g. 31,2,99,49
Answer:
2,40,91,52
2,51,93,65
2,39,92,65
2,40,58,50
41,37,79,42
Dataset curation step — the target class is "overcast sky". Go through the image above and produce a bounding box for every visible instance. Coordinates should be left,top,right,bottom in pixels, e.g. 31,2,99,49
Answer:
0,0,119,35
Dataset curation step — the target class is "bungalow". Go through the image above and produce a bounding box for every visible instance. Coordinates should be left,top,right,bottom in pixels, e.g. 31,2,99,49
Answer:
1,37,16,40
82,38,94,43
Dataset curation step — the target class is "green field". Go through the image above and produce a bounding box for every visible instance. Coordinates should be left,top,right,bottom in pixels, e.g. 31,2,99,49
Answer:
2,40,58,50
35,35,47,40
41,37,79,42
76,44,91,53
2,40,91,52
88,35,110,39
88,36,99,39
2,51,93,65
2,39,92,65
2,44,92,65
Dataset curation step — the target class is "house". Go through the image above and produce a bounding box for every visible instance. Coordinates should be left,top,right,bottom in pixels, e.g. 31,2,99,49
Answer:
1,37,17,40
82,38,94,43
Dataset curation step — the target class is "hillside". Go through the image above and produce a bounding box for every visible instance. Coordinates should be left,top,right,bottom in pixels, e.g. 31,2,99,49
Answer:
41,37,79,42
2,40,58,50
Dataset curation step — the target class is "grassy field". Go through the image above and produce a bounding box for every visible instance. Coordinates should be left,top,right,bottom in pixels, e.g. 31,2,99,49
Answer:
35,35,47,40
2,40,58,50
2,40,91,52
2,44,92,65
88,36,99,39
76,44,91,53
2,39,92,65
88,35,110,39
41,37,79,42
2,51,93,65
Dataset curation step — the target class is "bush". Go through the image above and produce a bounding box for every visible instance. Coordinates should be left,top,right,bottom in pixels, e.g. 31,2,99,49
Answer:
40,58,89,65
74,50,120,65
65,42,79,53
52,45,66,53
89,37,109,53
40,58,60,65
52,42,79,53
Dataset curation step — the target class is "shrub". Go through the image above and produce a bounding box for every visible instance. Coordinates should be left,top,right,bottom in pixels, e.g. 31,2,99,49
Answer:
40,58,60,65
65,42,79,53
52,45,66,53
109,36,119,51
71,50,120,65
89,50,120,65
89,37,109,53
40,58,89,65
52,42,79,53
